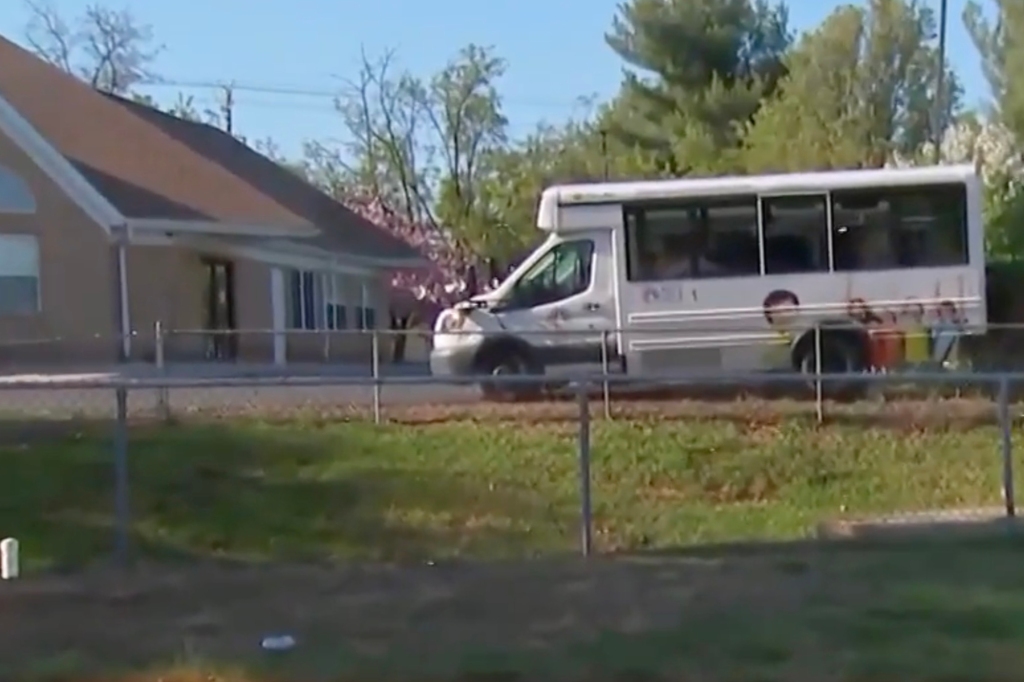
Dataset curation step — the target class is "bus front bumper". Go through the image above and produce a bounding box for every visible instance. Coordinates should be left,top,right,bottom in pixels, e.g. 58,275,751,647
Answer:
429,344,478,378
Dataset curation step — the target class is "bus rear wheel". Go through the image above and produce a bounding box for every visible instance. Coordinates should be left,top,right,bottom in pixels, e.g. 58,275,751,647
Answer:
794,332,865,400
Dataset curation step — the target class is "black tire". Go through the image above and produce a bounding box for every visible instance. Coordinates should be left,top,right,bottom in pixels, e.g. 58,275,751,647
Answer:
793,332,866,400
476,347,542,401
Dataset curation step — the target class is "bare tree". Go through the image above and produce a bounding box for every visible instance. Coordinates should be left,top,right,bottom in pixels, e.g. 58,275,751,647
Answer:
423,45,507,219
23,0,163,94
324,48,436,225
320,46,509,251
420,44,508,254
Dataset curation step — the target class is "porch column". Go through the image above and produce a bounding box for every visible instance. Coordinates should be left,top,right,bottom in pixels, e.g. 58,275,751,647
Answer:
270,266,286,365
360,278,369,329
117,240,131,360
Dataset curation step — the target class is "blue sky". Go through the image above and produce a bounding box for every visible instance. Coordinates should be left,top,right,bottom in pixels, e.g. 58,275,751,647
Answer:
0,0,993,156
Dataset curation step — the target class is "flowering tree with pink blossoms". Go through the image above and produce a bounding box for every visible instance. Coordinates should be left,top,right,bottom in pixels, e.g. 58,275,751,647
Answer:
344,193,484,361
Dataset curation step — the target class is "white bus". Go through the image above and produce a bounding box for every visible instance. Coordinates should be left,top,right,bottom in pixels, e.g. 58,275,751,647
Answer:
430,165,986,396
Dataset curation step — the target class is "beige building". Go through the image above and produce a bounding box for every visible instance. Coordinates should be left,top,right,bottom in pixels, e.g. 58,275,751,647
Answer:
0,37,423,367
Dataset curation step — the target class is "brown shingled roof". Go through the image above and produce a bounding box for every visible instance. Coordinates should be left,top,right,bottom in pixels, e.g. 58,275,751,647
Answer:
0,36,421,261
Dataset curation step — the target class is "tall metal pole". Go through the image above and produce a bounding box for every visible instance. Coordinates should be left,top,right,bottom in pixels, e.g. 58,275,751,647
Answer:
221,83,235,136
600,129,609,179
113,386,130,566
999,377,1016,518
932,0,949,164
576,384,593,557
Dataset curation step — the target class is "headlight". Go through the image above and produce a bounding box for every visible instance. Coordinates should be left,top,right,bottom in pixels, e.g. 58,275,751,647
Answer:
436,309,467,333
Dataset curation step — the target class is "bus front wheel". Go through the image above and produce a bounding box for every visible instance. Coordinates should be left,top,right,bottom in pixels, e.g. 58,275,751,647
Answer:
476,346,543,401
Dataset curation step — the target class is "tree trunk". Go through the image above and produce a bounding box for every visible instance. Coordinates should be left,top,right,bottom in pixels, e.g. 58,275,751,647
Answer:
390,313,413,363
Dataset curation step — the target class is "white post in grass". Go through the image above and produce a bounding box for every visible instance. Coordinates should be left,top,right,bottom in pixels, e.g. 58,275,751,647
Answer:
1,537,19,579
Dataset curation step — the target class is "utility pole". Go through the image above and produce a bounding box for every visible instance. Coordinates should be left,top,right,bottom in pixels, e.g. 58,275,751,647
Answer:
600,128,609,179
932,0,948,164
220,83,234,135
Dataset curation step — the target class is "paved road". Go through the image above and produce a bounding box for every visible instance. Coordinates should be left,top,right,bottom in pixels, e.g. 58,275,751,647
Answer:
0,362,484,419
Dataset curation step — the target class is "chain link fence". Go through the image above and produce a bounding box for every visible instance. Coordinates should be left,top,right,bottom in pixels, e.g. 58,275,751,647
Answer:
3,321,1024,423
0,320,1021,573
0,368,1016,570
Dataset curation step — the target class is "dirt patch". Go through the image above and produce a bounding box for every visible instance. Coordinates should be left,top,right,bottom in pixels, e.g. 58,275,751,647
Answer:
378,395,1002,430
0,395,1003,448
5,539,1024,681
0,548,895,678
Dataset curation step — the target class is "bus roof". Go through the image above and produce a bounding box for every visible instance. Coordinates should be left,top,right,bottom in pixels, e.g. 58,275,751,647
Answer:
539,164,977,214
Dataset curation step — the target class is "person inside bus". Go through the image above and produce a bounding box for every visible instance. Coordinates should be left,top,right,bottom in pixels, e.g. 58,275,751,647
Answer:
762,289,801,369
651,243,740,280
652,249,694,279
859,223,898,270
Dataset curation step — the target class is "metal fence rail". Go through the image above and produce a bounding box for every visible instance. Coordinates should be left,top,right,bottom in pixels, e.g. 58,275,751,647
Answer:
106,320,1021,423
0,317,1018,427
6,319,1024,367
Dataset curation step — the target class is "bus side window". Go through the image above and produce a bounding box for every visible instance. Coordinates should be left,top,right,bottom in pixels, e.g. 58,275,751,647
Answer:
832,184,968,271
624,195,758,281
893,187,968,267
831,190,897,271
761,194,829,275
509,240,595,308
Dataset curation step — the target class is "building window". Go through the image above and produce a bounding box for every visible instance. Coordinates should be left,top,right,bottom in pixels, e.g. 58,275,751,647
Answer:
288,270,318,330
324,273,347,330
288,269,378,331
354,306,376,329
325,302,347,330
0,234,40,314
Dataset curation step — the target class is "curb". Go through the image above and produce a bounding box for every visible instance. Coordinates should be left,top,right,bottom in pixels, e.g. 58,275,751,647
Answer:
816,507,1024,540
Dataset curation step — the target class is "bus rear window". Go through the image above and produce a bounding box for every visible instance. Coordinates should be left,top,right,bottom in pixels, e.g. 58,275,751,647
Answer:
831,183,969,271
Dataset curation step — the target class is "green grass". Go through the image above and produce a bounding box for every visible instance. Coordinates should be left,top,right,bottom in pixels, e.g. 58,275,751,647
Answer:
0,413,1014,568
3,414,1024,680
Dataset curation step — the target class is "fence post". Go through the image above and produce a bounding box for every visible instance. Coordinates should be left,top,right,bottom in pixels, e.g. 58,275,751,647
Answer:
113,386,130,566
154,321,170,422
371,329,381,425
600,329,611,420
576,382,593,557
999,376,1015,518
814,323,823,424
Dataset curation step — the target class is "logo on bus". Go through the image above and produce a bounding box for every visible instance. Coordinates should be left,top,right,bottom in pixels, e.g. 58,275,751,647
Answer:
642,285,685,304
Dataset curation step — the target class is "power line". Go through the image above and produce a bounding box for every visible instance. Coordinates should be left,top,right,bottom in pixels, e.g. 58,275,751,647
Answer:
143,78,337,98
186,96,341,114
221,84,233,134
138,77,593,111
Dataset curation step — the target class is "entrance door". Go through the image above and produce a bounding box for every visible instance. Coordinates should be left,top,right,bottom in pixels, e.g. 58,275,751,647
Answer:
203,258,237,360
